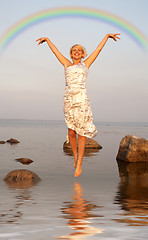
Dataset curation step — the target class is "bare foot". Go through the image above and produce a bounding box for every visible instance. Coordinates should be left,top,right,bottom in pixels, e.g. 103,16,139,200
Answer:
74,162,82,177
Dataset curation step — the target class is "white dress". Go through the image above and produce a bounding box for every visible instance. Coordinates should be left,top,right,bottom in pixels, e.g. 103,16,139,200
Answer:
64,62,97,138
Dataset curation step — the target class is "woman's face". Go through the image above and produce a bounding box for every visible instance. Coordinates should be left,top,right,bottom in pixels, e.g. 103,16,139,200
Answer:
70,46,84,60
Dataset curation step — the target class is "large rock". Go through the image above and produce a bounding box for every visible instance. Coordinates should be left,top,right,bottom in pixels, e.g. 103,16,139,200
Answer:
4,169,41,183
117,160,148,181
63,137,102,150
116,135,148,162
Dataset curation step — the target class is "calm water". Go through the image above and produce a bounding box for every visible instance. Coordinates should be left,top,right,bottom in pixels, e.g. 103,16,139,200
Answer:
0,120,148,240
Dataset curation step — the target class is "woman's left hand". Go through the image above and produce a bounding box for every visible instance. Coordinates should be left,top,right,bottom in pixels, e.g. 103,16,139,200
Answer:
107,33,120,41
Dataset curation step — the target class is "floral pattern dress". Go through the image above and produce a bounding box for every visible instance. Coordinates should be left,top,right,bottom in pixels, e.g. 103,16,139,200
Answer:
64,62,97,138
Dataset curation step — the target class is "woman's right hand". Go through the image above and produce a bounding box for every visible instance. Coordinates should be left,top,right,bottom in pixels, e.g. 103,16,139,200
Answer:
36,37,48,45
35,36,70,67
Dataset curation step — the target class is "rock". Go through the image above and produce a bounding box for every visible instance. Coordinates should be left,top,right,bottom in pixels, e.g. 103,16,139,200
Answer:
63,137,102,150
85,138,102,149
116,135,148,162
0,141,5,144
15,158,33,165
4,169,41,183
6,138,20,144
117,160,148,181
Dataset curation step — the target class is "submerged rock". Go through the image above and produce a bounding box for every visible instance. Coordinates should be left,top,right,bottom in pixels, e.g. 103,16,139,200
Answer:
116,135,148,162
15,158,33,165
6,138,20,144
4,169,41,183
63,137,102,150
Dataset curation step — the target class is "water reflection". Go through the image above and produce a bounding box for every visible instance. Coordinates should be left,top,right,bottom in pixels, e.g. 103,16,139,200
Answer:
0,182,36,224
114,161,148,226
57,182,104,239
63,148,99,157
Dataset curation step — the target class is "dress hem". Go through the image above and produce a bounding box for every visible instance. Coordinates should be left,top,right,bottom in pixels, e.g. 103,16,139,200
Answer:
66,125,98,139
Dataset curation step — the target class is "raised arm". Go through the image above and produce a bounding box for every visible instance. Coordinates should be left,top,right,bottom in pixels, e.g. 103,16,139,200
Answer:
36,37,71,68
84,33,120,69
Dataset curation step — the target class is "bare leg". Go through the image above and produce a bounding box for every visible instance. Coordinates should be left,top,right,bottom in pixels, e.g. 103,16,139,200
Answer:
74,135,86,177
68,128,77,168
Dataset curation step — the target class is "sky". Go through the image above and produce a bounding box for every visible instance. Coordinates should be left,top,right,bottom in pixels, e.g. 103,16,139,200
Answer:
0,0,148,122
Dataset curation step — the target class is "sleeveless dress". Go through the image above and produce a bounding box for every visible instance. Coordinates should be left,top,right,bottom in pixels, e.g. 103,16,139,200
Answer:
64,62,97,138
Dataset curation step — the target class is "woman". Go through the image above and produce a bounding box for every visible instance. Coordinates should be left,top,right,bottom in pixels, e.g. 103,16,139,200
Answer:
36,33,120,177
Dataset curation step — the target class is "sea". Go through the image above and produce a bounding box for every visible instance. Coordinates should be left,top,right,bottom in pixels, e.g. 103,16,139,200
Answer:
0,119,148,240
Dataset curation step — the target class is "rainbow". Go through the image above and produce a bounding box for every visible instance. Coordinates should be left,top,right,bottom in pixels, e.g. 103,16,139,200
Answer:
0,6,148,53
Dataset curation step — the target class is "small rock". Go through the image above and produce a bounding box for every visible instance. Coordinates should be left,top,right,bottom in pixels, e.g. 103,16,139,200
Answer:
15,158,33,165
6,138,20,144
116,135,148,162
4,169,41,183
0,141,5,144
63,137,102,150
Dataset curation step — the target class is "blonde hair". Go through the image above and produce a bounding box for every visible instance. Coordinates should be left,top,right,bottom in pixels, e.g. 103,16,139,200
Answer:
70,44,87,59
